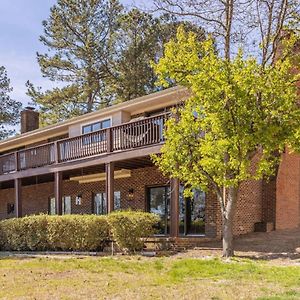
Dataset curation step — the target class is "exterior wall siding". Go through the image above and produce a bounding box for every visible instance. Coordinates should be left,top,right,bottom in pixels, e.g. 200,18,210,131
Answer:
276,151,300,229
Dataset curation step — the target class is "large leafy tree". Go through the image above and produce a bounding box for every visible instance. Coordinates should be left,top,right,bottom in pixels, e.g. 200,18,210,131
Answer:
153,28,300,257
27,0,123,126
0,66,22,140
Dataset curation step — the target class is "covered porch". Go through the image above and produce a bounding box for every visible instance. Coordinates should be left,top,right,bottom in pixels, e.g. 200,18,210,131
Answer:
0,155,210,238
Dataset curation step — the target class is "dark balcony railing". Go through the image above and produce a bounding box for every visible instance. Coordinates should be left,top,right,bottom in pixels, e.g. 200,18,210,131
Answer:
58,129,108,163
112,114,167,151
0,112,169,174
18,143,55,170
0,153,16,175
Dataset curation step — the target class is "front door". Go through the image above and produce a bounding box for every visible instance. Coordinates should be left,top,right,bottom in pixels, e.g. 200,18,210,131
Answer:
147,186,170,235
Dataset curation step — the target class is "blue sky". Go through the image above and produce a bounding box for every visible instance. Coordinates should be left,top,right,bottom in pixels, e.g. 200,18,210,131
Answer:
0,0,141,106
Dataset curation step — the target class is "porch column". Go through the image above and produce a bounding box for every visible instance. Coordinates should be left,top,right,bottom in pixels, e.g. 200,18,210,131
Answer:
170,178,180,237
54,171,63,215
106,162,114,213
14,178,22,218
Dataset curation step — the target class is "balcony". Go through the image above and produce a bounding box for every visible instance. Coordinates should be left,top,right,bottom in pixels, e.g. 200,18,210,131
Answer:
0,113,169,176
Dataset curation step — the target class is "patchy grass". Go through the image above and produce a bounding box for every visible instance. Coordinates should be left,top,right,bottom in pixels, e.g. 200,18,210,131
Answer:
0,255,299,299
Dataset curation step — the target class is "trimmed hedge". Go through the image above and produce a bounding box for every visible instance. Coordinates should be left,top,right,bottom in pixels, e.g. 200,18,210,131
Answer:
107,211,160,252
0,215,109,251
0,211,159,252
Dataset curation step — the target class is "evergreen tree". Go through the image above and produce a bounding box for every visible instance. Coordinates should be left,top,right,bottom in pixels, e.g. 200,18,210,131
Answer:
0,66,22,139
108,10,205,102
27,1,205,125
27,0,123,126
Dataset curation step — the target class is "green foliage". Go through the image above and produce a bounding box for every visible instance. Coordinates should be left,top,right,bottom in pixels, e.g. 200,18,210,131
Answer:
153,27,300,192
108,10,206,103
27,0,205,126
27,0,123,125
0,212,159,252
107,210,160,252
46,215,109,251
0,215,109,251
0,66,22,139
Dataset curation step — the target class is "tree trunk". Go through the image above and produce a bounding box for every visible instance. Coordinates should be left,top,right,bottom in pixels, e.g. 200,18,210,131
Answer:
222,186,238,258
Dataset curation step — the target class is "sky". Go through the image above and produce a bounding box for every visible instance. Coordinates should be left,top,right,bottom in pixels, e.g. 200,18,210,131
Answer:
0,0,141,107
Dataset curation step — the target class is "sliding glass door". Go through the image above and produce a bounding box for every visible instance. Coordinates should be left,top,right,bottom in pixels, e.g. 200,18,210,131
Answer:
179,187,206,235
147,186,170,235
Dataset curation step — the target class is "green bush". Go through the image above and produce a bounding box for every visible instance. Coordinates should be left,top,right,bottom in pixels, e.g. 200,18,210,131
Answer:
107,211,159,252
0,215,109,251
0,215,49,251
47,215,109,251
0,211,159,253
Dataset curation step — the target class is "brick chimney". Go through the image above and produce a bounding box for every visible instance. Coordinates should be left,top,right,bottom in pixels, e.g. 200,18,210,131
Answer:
21,107,39,134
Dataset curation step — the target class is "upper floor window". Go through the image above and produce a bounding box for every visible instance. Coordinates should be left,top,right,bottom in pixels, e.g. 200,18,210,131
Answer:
82,119,111,145
82,119,111,135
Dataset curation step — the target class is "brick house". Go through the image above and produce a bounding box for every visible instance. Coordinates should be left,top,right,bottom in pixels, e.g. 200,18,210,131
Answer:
0,86,298,244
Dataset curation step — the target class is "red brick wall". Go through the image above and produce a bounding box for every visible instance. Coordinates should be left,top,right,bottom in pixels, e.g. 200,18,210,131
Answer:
276,151,300,229
209,179,264,239
0,166,267,239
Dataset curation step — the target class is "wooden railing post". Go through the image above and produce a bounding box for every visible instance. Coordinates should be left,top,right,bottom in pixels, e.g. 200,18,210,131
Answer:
106,127,113,153
54,141,59,164
14,152,19,171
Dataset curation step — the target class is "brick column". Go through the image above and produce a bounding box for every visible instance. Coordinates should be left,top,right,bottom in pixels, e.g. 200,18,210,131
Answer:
54,172,63,215
170,178,179,237
14,178,22,218
106,162,114,213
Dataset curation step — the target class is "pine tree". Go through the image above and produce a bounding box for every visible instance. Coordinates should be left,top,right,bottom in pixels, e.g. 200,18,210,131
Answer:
0,66,22,139
27,0,123,125
108,10,206,102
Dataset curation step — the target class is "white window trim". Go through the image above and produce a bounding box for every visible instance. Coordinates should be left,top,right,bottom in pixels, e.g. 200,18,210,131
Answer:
80,116,112,135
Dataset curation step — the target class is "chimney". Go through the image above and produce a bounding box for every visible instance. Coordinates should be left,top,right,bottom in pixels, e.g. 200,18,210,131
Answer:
21,107,39,134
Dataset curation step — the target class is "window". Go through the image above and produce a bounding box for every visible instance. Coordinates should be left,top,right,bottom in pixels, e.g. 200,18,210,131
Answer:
114,191,121,210
62,196,72,215
49,197,56,215
147,186,170,235
93,191,121,215
94,193,106,215
48,196,72,215
82,119,111,144
82,119,111,134
179,187,206,235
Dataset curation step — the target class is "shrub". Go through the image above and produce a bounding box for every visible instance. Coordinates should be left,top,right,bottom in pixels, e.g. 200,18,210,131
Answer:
107,211,159,252
0,215,109,251
0,215,49,251
47,215,109,251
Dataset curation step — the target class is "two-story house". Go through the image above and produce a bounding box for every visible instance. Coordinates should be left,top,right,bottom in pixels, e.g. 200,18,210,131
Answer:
0,86,299,246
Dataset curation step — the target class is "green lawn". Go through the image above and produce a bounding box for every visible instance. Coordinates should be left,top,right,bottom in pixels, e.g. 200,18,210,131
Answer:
0,255,299,299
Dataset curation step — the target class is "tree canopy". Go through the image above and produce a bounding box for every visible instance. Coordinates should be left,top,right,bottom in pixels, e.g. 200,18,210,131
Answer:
153,27,300,256
27,0,205,126
0,66,22,140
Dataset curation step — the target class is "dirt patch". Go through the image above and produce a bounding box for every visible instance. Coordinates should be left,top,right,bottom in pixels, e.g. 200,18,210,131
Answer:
174,228,300,265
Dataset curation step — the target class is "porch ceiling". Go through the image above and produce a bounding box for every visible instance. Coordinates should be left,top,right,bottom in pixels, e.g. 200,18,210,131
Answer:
0,156,155,189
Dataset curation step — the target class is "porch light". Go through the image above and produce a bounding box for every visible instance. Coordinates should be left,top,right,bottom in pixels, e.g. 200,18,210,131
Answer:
128,188,134,199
